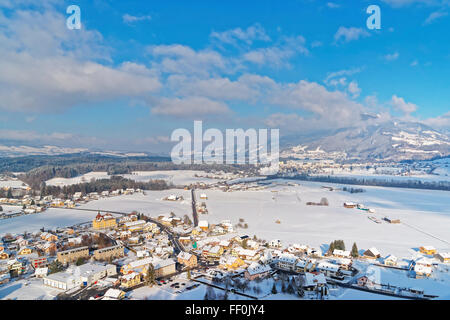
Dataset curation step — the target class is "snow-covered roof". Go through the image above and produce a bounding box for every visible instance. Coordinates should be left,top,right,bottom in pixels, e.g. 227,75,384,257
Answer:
34,267,48,275
246,262,271,276
415,257,432,266
365,247,380,256
333,249,351,257
219,240,230,247
198,220,209,227
304,272,326,287
104,288,124,299
122,272,140,281
317,261,340,272
124,220,146,227
277,253,297,264
178,251,193,260
414,264,432,274
384,254,397,262
235,247,258,257
208,246,222,254
126,257,154,270
152,258,175,270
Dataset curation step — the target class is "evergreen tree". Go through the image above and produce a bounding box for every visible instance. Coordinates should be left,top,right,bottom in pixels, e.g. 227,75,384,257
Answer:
48,260,64,274
287,282,295,294
145,263,156,286
75,257,86,266
328,241,335,255
351,242,359,258
204,286,216,300
271,282,277,294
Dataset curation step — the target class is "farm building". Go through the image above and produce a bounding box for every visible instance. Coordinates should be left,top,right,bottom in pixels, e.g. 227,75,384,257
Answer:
363,247,381,259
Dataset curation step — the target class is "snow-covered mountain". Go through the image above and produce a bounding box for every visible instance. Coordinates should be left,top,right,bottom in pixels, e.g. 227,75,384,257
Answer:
1,120,449,162
0,144,149,158
281,121,450,161
0,145,89,157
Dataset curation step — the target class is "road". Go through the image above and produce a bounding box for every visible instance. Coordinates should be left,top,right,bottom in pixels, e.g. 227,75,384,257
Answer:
191,189,199,227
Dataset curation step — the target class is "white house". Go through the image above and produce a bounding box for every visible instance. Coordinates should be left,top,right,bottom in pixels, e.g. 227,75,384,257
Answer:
269,239,282,248
43,263,116,290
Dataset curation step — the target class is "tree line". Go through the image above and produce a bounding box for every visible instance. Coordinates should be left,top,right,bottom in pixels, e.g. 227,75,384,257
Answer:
39,176,173,198
273,173,450,191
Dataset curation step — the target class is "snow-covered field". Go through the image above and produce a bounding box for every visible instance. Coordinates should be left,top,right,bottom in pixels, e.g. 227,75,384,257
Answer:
203,180,450,258
85,180,450,258
121,170,223,186
0,208,120,235
0,179,28,189
45,170,223,187
45,172,111,187
2,180,449,259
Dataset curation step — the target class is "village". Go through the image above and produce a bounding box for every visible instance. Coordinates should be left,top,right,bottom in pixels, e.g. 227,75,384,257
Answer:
0,182,449,301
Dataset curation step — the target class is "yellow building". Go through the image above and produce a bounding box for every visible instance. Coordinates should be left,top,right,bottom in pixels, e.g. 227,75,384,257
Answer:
120,272,141,288
41,232,58,242
18,247,32,255
419,246,437,255
0,252,9,260
93,212,117,230
203,245,224,259
219,256,246,271
177,252,198,268
57,246,89,264
436,252,450,263
191,227,202,236
94,245,124,261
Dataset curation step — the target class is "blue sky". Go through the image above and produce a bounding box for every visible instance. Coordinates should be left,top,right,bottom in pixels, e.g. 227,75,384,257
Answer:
0,0,449,153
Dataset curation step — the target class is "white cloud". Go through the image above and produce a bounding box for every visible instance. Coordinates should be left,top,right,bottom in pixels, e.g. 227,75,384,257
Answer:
422,111,450,130
364,95,379,108
148,44,232,77
168,75,258,102
381,0,437,8
324,67,363,86
391,95,418,115
423,11,448,25
269,80,365,127
210,23,270,46
384,52,400,61
311,41,323,48
326,2,340,8
122,14,152,24
348,81,362,98
242,35,309,68
334,27,370,44
0,129,103,147
0,5,161,113
150,96,231,117
138,135,171,145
